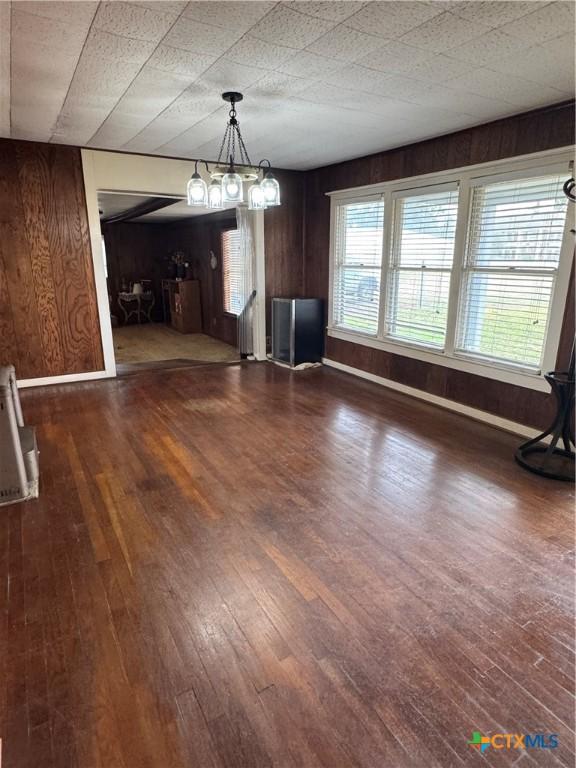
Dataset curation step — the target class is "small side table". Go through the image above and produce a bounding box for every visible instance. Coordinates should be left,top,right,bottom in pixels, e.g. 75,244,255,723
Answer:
118,291,155,324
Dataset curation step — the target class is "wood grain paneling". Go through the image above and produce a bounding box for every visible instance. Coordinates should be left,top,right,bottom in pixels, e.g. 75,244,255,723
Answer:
264,169,306,339
0,139,103,378
163,211,238,346
303,101,576,430
102,221,166,322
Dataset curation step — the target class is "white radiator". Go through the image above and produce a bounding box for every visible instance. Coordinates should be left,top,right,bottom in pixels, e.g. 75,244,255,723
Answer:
0,366,39,506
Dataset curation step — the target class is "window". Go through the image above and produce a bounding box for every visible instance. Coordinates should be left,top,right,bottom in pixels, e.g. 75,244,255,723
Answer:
386,186,458,348
328,152,572,388
332,198,384,335
456,174,567,370
222,228,242,315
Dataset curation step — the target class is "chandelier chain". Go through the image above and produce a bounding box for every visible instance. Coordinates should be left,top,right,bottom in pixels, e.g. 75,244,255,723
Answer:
237,125,252,167
216,123,229,166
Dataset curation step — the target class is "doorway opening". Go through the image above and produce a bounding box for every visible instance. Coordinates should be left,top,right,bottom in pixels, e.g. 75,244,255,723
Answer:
99,191,250,374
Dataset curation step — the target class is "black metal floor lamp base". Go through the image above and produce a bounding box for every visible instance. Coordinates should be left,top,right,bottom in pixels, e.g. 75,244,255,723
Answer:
515,371,575,482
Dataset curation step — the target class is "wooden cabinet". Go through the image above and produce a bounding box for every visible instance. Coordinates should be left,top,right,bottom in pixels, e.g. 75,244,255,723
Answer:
162,280,202,334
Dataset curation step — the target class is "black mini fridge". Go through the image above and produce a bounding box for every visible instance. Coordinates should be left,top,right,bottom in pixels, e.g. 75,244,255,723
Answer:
271,298,324,367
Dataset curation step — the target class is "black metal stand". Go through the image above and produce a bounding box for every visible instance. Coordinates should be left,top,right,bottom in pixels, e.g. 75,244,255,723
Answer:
515,370,575,481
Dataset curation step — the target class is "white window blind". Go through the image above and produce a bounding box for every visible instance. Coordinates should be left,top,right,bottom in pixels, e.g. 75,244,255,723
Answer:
386,187,459,348
222,228,243,315
332,199,384,335
456,174,568,370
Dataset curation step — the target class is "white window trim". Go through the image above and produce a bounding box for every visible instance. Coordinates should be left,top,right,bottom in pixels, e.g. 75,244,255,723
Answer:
327,147,575,393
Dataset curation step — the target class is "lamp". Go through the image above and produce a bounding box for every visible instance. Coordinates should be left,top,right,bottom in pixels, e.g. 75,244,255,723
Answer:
208,178,223,209
187,160,208,206
184,92,281,211
248,181,266,210
259,160,280,207
221,158,244,203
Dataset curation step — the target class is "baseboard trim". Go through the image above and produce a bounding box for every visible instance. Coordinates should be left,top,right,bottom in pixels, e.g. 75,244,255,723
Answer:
18,370,115,389
322,357,544,440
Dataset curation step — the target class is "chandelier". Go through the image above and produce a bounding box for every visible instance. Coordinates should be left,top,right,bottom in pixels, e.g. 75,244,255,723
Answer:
186,92,280,211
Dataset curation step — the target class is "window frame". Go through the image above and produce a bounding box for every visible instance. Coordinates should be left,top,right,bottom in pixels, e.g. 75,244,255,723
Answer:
383,181,460,349
222,226,242,317
327,147,574,392
330,192,385,337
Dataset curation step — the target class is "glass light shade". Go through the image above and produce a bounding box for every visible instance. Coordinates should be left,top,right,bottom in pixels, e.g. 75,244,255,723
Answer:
208,180,223,209
248,182,266,210
222,171,244,203
261,172,280,206
187,173,208,206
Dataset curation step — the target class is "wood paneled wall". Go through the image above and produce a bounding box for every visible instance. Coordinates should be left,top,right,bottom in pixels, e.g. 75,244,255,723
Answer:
102,221,167,322
264,169,306,342
0,139,103,379
303,101,576,430
163,211,238,346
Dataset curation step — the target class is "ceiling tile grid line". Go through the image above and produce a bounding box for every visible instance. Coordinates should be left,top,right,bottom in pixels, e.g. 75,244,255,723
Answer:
85,1,194,146
111,0,349,154
112,0,570,156
117,1,497,153
55,0,194,145
94,1,296,151
11,1,99,141
4,1,575,169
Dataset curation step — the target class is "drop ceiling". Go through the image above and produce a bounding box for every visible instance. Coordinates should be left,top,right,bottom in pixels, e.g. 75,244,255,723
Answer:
2,1,574,170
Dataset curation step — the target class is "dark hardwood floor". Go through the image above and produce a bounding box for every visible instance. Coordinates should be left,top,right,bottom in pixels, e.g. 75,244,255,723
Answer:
1,363,574,767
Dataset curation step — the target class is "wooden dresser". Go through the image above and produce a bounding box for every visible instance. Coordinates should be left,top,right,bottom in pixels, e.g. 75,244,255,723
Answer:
162,279,202,334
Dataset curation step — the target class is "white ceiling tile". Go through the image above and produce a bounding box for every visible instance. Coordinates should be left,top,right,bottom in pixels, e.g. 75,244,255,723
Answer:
92,67,194,145
132,1,188,14
487,37,575,92
308,25,386,62
414,88,516,118
0,2,9,136
146,45,216,77
286,1,365,23
372,73,450,101
447,68,569,108
346,2,445,38
10,8,96,140
249,5,336,49
446,28,531,66
276,50,342,78
500,1,575,44
400,11,491,53
163,16,243,54
11,41,80,140
226,35,295,70
89,114,152,148
122,90,222,152
52,29,159,144
247,72,314,99
444,1,545,28
357,41,430,74
322,63,389,93
401,53,476,83
197,59,267,90
182,1,275,30
83,29,158,64
6,0,576,169
12,8,92,52
94,1,179,42
16,1,99,26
